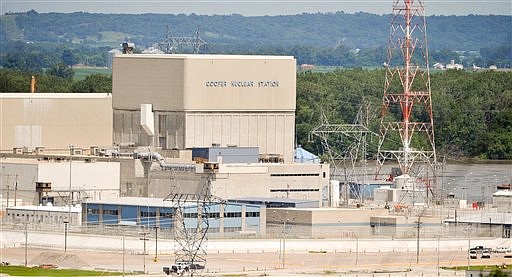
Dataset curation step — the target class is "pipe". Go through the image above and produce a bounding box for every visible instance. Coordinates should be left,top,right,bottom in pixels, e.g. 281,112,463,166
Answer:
134,151,196,171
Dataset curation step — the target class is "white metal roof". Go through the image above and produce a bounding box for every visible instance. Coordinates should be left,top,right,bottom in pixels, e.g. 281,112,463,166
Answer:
115,54,294,60
493,190,512,197
0,93,112,99
6,204,82,213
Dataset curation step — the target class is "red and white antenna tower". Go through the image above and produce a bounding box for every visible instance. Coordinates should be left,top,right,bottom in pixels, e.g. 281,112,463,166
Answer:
376,0,438,202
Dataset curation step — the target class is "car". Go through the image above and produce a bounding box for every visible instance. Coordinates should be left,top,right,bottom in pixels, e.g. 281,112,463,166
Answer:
469,250,478,259
505,250,512,258
494,246,510,253
481,249,491,258
163,261,205,275
473,245,485,253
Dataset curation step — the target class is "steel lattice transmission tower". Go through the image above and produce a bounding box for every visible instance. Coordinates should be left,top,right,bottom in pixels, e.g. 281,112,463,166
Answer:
159,25,207,54
376,0,438,202
309,104,379,206
163,169,219,276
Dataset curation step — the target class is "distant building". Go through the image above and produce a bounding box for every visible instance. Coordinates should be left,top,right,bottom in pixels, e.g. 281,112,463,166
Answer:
141,47,165,54
433,62,445,70
107,49,122,69
446,60,463,70
300,64,315,70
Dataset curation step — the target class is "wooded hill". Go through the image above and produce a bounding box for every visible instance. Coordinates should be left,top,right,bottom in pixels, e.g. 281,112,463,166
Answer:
2,11,510,51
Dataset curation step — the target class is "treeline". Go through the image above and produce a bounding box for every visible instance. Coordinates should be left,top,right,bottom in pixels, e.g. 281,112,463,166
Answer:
5,10,510,50
296,69,512,160
0,68,111,93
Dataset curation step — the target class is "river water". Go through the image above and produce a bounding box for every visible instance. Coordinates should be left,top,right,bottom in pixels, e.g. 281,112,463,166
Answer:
440,162,512,203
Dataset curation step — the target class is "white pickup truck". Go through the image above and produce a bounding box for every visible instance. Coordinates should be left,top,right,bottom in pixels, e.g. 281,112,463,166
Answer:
163,261,205,275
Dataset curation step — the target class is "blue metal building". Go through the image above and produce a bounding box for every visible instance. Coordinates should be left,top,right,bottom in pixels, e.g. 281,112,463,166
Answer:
83,197,265,234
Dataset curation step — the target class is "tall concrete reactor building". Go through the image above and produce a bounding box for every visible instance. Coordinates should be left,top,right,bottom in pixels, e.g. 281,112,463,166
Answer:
112,54,297,163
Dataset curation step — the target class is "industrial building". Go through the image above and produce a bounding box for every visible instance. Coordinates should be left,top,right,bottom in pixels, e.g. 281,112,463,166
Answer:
0,53,333,234
5,204,82,226
112,54,296,163
110,53,330,205
83,197,266,235
0,93,112,153
0,157,120,214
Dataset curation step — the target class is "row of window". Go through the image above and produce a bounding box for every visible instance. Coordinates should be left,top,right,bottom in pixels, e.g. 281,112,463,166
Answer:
270,173,320,177
270,188,319,192
186,226,242,233
88,209,259,218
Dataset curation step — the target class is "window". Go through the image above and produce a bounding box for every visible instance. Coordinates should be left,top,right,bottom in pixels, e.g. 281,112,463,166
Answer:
183,212,198,218
209,212,220,219
87,208,100,214
160,211,173,218
224,212,242,218
246,211,260,218
104,209,118,216
140,211,157,218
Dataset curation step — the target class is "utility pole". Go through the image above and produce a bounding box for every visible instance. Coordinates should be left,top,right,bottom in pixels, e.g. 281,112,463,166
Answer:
14,175,18,207
24,222,28,267
415,218,422,264
63,220,69,253
467,224,472,270
282,220,286,269
68,144,73,224
122,232,125,277
154,226,159,262
437,235,440,276
140,229,149,274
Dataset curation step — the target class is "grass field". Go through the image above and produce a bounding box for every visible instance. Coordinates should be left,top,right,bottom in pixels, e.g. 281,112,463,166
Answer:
0,265,124,276
443,265,511,272
73,67,111,82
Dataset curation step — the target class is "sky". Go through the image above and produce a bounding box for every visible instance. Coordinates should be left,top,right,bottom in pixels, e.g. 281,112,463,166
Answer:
2,0,511,16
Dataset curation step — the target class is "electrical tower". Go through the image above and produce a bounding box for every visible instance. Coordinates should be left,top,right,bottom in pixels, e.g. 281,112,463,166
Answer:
309,103,378,206
376,0,438,203
136,151,217,275
159,25,207,54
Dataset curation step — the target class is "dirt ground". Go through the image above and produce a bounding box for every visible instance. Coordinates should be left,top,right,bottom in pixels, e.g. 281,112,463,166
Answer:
1,246,511,276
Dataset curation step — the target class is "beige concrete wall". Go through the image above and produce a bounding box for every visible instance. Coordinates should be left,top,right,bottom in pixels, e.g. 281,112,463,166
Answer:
112,55,185,111
0,93,113,152
0,158,120,207
182,55,296,111
211,163,329,204
112,54,296,112
185,112,295,162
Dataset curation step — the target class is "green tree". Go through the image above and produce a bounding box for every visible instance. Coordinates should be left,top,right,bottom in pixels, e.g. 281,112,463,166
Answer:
61,49,77,67
71,74,112,93
47,63,74,80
